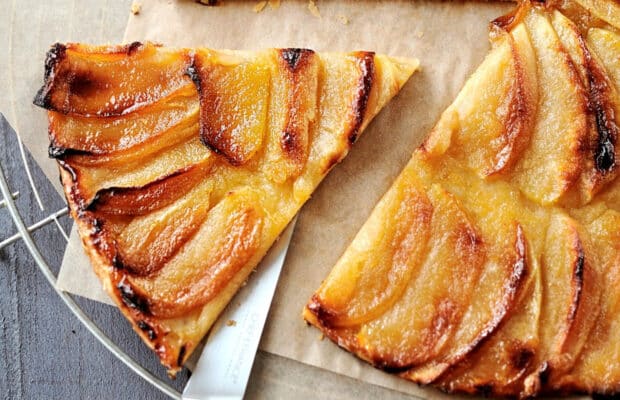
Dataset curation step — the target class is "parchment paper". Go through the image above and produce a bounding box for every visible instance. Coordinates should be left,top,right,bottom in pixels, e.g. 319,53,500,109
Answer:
30,0,533,397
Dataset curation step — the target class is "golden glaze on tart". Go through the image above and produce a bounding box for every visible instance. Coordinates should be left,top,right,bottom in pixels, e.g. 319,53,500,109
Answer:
304,1,620,397
34,42,417,375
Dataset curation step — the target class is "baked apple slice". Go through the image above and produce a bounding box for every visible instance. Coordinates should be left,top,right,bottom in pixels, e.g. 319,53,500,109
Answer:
552,12,620,205
437,259,541,397
510,7,587,205
423,22,537,177
574,0,620,30
35,42,418,374
554,207,620,393
521,213,599,395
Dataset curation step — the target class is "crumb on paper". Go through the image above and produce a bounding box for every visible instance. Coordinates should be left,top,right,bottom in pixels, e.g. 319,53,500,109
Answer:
226,319,237,327
197,0,218,4
254,1,268,13
337,15,349,25
416,30,424,38
130,2,142,15
318,333,325,341
308,0,321,18
269,0,281,9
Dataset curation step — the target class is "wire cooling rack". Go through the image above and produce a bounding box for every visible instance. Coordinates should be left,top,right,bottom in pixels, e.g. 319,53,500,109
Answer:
0,113,182,399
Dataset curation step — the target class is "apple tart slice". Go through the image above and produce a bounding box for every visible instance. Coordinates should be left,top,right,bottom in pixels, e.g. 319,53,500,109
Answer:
34,42,417,375
305,1,620,397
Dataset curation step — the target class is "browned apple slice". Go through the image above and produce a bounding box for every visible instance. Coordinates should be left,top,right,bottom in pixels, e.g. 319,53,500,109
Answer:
552,12,620,204
521,212,597,395
425,22,537,177
554,208,620,393
574,0,620,29
258,49,320,182
190,50,270,166
306,166,432,329
437,236,541,397
63,137,214,206
124,188,264,318
34,42,192,116
511,8,587,205
402,220,528,384
48,83,198,156
111,180,214,277
86,162,212,216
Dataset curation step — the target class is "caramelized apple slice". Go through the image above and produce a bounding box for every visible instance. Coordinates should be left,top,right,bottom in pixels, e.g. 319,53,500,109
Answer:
307,167,432,328
87,162,212,216
428,23,537,177
125,189,264,318
552,12,620,204
511,8,587,205
261,49,319,182
438,261,541,397
190,50,270,166
48,83,198,156
574,0,620,29
403,222,528,384
554,209,620,393
111,180,214,277
350,183,484,370
66,137,213,206
522,212,595,394
34,42,192,116
57,109,199,169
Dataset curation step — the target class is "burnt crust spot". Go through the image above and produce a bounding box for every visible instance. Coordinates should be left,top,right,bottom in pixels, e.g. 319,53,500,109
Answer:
538,362,551,386
125,41,143,56
33,43,67,109
280,48,315,72
566,238,585,327
185,63,201,93
374,362,414,374
306,294,339,329
281,130,299,156
510,346,535,370
117,278,151,315
347,52,376,145
137,320,158,340
48,144,92,159
594,106,616,172
473,384,494,397
177,344,187,367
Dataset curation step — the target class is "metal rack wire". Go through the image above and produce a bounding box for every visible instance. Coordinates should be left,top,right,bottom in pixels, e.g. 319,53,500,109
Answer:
0,122,182,399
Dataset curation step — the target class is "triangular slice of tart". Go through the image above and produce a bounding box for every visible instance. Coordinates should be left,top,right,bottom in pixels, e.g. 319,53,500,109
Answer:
304,1,620,397
34,42,417,375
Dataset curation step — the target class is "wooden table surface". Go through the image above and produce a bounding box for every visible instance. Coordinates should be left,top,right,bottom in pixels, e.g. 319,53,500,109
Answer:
0,1,416,398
